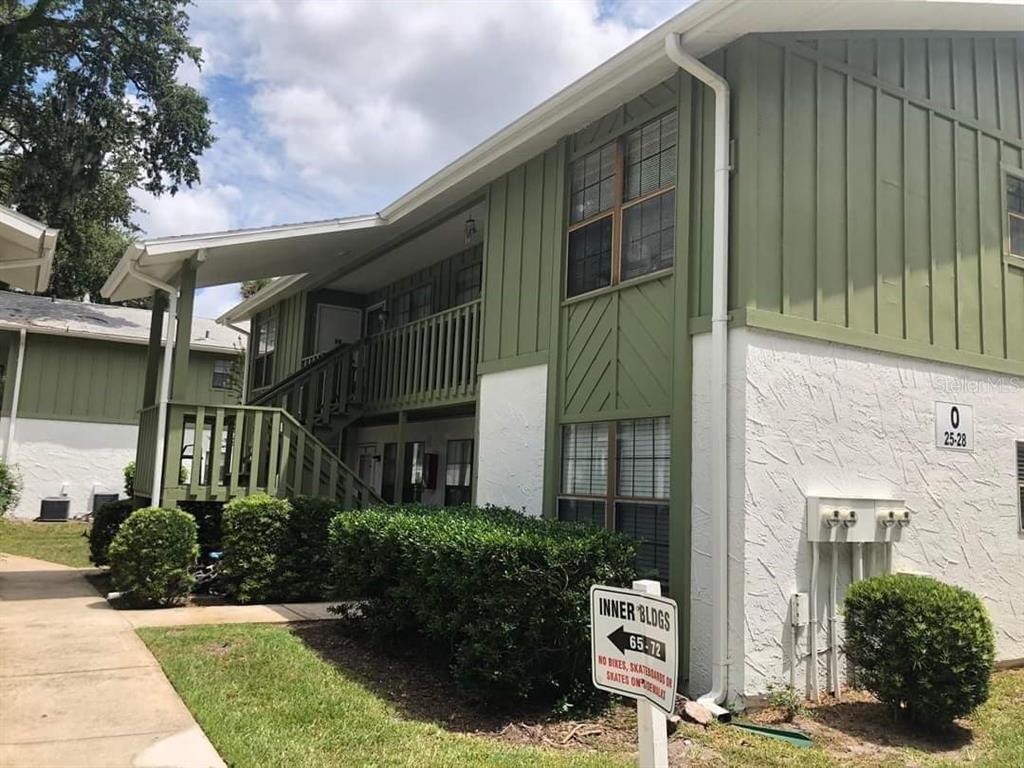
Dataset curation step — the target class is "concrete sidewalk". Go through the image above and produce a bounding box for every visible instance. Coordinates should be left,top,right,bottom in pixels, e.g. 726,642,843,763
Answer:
0,554,225,768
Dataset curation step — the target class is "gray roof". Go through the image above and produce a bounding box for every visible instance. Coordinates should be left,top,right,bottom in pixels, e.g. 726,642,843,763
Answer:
0,291,245,353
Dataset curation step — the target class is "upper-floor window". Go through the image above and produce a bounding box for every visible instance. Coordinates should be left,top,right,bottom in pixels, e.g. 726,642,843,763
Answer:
1008,174,1024,258
566,111,677,298
365,302,387,336
393,284,433,327
252,314,277,389
454,262,482,306
211,359,233,390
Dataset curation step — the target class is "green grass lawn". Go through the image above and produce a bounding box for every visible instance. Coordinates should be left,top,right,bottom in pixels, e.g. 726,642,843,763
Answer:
140,624,630,768
0,518,91,567
142,623,1024,768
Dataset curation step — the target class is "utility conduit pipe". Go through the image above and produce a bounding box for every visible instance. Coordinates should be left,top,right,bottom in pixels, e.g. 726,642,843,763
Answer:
664,33,732,715
126,259,178,508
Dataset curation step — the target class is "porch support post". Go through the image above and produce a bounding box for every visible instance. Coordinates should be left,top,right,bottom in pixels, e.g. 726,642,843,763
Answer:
143,290,167,408
171,255,198,399
394,410,407,503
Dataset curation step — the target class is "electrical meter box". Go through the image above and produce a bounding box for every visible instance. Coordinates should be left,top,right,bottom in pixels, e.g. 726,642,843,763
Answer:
806,497,908,543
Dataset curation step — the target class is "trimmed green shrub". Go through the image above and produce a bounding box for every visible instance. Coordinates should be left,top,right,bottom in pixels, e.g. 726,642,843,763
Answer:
844,573,995,725
0,459,23,515
123,460,135,498
108,507,198,607
88,499,133,566
277,496,339,601
328,505,637,707
220,494,291,603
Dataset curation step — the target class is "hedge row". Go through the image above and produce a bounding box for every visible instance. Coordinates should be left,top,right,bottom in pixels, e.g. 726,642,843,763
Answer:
219,494,336,603
328,505,637,706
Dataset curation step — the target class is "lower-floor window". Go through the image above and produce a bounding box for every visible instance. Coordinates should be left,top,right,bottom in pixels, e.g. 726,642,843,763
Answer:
558,417,671,586
402,441,425,503
381,443,397,503
357,443,376,489
445,439,473,506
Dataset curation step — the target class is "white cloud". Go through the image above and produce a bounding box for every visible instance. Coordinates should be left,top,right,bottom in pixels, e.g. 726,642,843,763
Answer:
133,184,241,238
180,0,684,212
194,283,244,320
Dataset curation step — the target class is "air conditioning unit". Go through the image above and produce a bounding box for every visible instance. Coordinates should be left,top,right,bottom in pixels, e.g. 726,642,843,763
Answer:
39,497,70,522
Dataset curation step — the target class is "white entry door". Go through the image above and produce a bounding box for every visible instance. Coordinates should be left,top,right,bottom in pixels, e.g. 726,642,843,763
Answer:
315,305,362,354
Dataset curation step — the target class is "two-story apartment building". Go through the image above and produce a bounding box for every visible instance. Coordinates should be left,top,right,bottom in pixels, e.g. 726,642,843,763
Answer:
101,0,1024,704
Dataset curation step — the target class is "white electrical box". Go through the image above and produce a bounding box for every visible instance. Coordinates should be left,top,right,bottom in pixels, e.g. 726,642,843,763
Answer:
806,497,908,543
790,592,809,626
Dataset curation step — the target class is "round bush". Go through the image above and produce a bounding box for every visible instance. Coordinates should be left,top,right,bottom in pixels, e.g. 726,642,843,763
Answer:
0,459,23,515
108,507,198,607
844,573,994,725
88,499,133,566
220,494,291,604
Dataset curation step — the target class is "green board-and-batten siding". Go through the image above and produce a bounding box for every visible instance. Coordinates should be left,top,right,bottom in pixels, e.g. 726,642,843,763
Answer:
0,332,240,424
479,144,566,373
723,32,1024,374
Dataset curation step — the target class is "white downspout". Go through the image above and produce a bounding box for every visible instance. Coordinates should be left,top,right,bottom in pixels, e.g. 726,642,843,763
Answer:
3,328,27,462
665,33,732,713
127,259,177,508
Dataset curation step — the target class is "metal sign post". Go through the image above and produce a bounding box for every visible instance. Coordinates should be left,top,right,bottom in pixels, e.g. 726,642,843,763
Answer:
590,579,677,768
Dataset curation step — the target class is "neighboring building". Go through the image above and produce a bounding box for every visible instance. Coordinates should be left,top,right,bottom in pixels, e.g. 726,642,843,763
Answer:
101,0,1024,703
0,292,244,519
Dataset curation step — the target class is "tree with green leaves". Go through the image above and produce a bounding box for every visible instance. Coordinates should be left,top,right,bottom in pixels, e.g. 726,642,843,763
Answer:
0,0,213,299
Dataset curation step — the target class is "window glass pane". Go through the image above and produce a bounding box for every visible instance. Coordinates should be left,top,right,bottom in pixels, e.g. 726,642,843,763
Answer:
567,217,612,297
212,360,232,390
1008,175,1024,215
570,142,616,223
616,502,669,585
411,284,433,321
561,422,609,496
617,417,670,499
393,294,411,327
621,189,675,281
558,497,606,527
454,263,482,305
445,439,473,487
1010,213,1024,258
624,111,677,200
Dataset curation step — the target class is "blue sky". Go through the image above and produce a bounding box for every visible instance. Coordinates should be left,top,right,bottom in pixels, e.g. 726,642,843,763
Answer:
131,0,691,319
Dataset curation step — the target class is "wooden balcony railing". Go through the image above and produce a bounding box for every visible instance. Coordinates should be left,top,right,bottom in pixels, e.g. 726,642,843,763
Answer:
359,299,479,412
133,402,383,507
247,299,480,419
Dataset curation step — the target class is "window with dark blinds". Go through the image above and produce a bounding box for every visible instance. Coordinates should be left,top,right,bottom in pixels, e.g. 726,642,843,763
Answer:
561,422,609,496
564,110,677,299
617,417,670,499
557,498,606,527
1008,175,1024,258
616,501,669,585
570,143,616,224
1017,441,1024,531
624,110,677,201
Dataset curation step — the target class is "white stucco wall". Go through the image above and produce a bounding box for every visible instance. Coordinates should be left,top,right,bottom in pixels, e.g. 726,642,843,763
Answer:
347,416,475,507
1,417,135,519
475,363,547,516
691,328,1024,699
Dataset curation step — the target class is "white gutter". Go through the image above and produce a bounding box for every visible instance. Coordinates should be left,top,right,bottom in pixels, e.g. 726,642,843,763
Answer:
126,259,178,508
3,328,26,462
665,32,732,714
